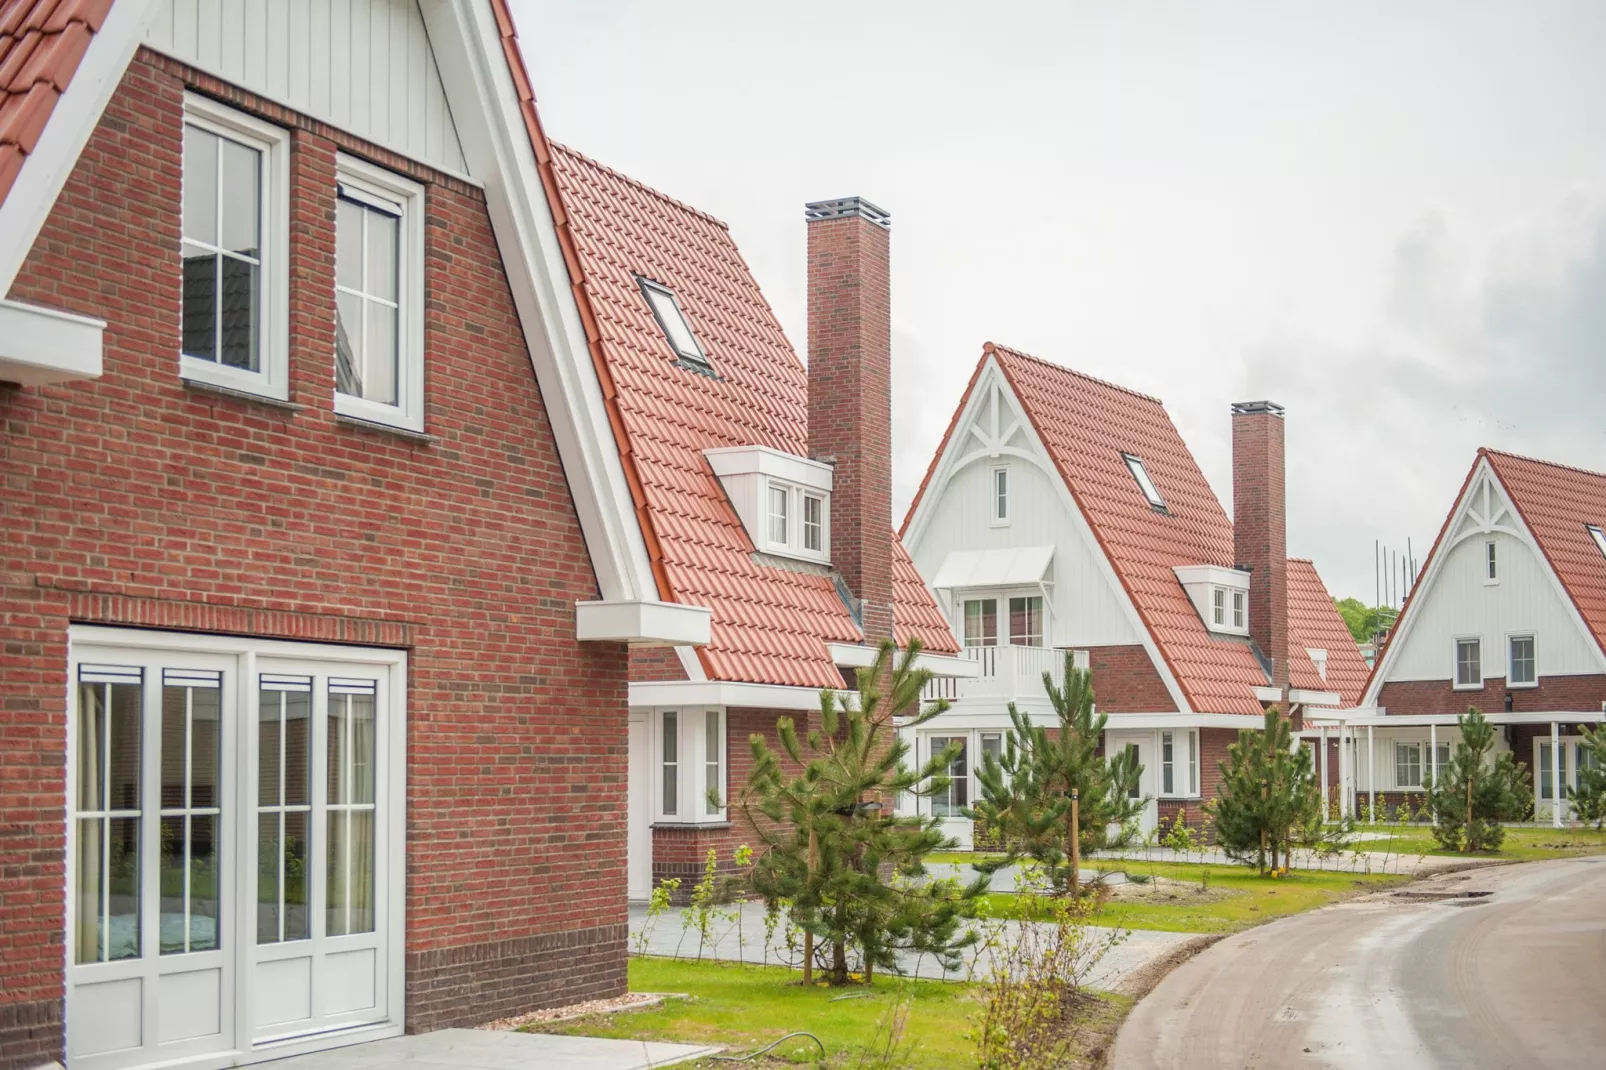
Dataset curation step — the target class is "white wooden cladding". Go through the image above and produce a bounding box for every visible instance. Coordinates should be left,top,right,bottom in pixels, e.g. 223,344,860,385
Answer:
1383,529,1602,682
145,0,468,177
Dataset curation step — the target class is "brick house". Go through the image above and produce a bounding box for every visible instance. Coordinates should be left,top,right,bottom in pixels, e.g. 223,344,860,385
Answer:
1318,449,1606,823
535,152,968,895
898,344,1369,841
0,2,710,1068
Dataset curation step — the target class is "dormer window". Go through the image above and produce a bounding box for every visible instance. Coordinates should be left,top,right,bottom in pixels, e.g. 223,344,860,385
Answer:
1589,525,1606,560
1175,565,1250,637
1123,453,1167,511
637,276,709,370
1233,590,1246,629
1212,589,1225,626
705,446,832,565
767,484,789,544
803,494,823,552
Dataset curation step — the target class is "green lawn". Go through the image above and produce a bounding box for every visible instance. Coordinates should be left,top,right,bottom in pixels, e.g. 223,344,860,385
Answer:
1352,824,1606,862
978,861,1408,934
527,957,981,1067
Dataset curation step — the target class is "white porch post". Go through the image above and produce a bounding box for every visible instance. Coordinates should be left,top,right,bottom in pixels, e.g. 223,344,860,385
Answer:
1339,722,1350,819
1430,722,1438,788
1320,725,1329,820
1553,720,1563,828
1368,723,1376,824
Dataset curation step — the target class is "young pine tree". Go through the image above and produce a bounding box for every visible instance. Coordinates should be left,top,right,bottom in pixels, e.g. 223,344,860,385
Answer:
738,639,984,986
1425,708,1532,852
969,658,1145,897
1569,725,1606,831
1207,707,1322,875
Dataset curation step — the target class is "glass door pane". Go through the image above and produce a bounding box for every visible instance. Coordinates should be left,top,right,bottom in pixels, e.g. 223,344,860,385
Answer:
74,666,144,964
258,675,312,943
159,670,223,954
327,680,376,937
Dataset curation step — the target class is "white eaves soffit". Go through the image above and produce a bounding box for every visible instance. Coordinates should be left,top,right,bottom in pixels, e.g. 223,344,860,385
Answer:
0,299,105,386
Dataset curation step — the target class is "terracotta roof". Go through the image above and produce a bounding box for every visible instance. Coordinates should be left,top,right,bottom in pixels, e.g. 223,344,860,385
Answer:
0,0,110,207
916,342,1357,715
1287,558,1370,704
538,141,954,686
893,540,957,652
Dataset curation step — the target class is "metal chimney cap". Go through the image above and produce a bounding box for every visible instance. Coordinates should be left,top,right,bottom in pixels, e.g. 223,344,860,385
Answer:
1230,400,1286,417
804,196,891,230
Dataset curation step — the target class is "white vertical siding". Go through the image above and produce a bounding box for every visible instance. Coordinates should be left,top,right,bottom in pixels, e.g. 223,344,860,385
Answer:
1384,529,1603,681
144,0,468,177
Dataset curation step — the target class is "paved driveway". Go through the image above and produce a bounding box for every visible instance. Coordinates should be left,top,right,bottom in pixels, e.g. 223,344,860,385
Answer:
1112,856,1606,1069
264,1029,717,1069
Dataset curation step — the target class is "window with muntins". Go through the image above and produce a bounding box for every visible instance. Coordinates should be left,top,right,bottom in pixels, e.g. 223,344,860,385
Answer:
803,495,823,552
1455,638,1482,688
1485,541,1498,582
180,95,287,399
992,466,1010,523
1395,742,1422,788
1160,730,1198,796
1509,635,1536,686
1233,590,1246,629
930,736,968,818
963,599,998,647
767,485,789,546
1008,596,1044,646
1211,589,1225,626
654,708,725,823
660,711,678,816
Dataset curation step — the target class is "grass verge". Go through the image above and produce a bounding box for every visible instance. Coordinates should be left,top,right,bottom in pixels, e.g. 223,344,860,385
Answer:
1352,824,1606,862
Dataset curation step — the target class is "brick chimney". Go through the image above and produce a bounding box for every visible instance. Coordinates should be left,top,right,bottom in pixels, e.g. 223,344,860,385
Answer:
1232,400,1289,692
805,197,893,641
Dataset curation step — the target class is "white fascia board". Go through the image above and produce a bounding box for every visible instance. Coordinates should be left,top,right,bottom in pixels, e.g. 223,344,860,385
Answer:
704,445,833,493
0,0,160,294
421,1,659,607
1289,688,1343,707
825,642,983,678
1101,712,1266,730
629,680,853,712
1173,565,1250,590
1252,686,1284,704
575,600,711,646
0,299,104,384
1303,709,1606,728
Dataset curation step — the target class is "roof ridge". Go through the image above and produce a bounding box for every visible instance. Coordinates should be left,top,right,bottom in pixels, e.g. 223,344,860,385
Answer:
984,340,1165,406
1481,446,1606,483
550,141,730,231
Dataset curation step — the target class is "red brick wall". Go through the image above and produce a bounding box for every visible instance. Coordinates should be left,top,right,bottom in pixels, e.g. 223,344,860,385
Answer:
806,205,893,640
1087,644,1178,713
630,645,688,683
0,51,628,1064
1232,405,1288,687
1376,675,1606,716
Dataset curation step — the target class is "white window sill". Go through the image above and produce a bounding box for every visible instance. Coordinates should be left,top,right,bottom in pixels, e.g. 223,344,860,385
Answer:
334,412,435,444
181,360,289,404
183,376,304,412
762,543,830,567
1452,683,1484,691
651,818,732,830
1506,681,1539,690
335,392,424,435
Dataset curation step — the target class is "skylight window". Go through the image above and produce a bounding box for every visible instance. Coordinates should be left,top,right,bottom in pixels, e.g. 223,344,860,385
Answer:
637,276,709,369
1589,524,1606,560
1123,453,1167,511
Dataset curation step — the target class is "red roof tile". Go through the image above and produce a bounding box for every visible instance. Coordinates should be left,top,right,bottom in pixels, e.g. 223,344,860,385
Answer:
540,142,953,686
1287,558,1370,705
1485,450,1606,655
0,0,110,207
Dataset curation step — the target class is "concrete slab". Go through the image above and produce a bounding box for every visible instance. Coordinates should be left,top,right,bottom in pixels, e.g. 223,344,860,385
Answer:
262,1028,719,1070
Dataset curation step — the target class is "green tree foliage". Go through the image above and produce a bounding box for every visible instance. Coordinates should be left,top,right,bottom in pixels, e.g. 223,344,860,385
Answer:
969,658,1145,896
738,639,984,985
1207,708,1323,874
1333,597,1396,643
1570,725,1606,830
1425,708,1532,852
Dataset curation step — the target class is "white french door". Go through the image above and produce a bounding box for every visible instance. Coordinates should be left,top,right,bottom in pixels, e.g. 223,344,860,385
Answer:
66,628,406,1070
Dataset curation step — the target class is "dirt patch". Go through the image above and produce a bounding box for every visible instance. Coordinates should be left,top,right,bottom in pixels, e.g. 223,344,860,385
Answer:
1100,876,1235,906
479,991,675,1031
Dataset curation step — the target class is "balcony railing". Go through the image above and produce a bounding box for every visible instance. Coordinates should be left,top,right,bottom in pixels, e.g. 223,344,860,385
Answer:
922,644,1080,705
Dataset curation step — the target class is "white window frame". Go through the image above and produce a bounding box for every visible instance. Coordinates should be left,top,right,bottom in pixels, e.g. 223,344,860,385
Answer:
1006,593,1046,647
179,94,290,401
928,735,970,819
332,154,426,433
637,276,710,369
1507,633,1537,688
1232,590,1246,630
990,465,1011,526
1453,636,1483,690
651,707,727,824
1394,741,1423,789
1211,589,1225,626
961,596,999,648
761,478,829,563
803,493,824,552
1484,540,1499,584
1158,729,1199,799
958,588,1049,648
1122,453,1167,511
1589,525,1606,561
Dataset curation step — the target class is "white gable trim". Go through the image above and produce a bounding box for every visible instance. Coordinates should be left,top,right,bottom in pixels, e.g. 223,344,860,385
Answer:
1363,456,1606,705
0,0,162,295
904,355,1193,715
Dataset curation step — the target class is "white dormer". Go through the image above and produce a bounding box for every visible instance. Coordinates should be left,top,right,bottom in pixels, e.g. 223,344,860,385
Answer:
1174,565,1250,636
705,445,832,564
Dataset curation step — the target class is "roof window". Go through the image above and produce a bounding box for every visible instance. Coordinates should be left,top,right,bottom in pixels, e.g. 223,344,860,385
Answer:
1123,453,1167,511
1589,524,1606,560
636,276,710,370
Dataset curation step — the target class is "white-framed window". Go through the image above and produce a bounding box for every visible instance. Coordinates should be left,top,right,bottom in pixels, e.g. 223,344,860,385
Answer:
930,736,969,818
1537,740,1572,802
1125,743,1142,799
1394,741,1451,789
653,707,726,823
767,484,789,546
637,276,710,370
1232,590,1246,629
1454,637,1482,689
1122,453,1167,511
979,731,1003,769
334,155,426,432
1508,635,1537,687
1212,589,1225,626
1160,729,1198,797
180,94,289,400
1485,540,1499,583
1008,595,1044,646
991,466,1010,524
1590,525,1606,561
803,494,823,552
963,598,998,647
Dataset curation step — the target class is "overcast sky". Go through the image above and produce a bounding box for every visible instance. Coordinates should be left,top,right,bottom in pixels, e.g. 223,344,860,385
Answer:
511,1,1606,604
